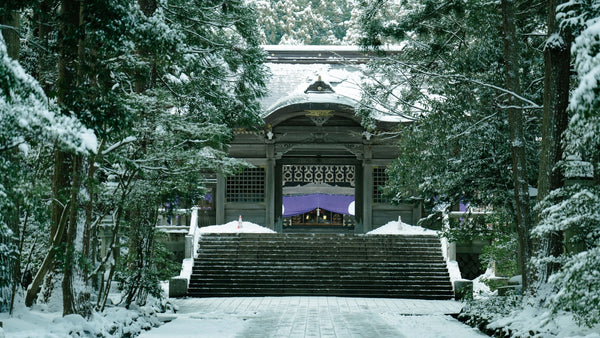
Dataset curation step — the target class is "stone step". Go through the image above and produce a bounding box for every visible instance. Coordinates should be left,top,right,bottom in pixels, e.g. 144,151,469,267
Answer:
197,243,443,249
188,233,453,300
198,242,441,247
188,279,452,288
191,266,450,275
194,255,445,263
199,233,439,238
186,287,454,299
191,262,450,269
198,244,441,255
198,237,441,244
189,276,451,284
187,286,453,294
190,270,449,277
197,247,442,253
189,271,451,279
197,237,442,246
187,282,453,289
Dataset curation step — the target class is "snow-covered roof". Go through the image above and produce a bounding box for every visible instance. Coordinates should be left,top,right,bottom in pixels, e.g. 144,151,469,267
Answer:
262,62,363,114
263,44,403,64
263,44,404,52
261,45,408,124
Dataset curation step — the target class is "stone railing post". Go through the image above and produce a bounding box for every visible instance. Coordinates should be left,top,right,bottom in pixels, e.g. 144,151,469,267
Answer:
185,207,199,259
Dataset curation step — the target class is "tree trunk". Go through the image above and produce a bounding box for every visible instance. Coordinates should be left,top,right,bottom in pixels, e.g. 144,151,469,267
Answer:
96,196,126,311
9,208,28,314
501,0,533,291
62,154,81,316
25,201,69,307
57,0,81,315
36,0,55,95
83,154,97,285
536,0,571,281
78,1,101,289
125,206,143,308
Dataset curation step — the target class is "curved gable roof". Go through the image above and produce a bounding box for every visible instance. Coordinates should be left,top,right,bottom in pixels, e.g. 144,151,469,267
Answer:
265,99,359,127
260,45,408,128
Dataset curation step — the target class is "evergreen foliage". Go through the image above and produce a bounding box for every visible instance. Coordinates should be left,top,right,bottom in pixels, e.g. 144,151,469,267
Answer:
532,0,600,326
358,0,543,220
0,34,93,312
1,0,267,315
254,0,361,45
359,0,600,324
86,0,267,309
547,245,600,326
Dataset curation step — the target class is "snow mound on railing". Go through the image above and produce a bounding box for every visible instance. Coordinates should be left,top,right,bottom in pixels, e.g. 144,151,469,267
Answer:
199,221,276,234
367,220,438,235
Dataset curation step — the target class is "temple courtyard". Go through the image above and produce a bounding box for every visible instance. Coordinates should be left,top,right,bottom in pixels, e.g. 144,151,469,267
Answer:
139,296,485,338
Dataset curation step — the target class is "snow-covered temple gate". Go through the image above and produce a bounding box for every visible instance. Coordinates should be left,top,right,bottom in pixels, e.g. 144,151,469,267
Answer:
214,46,421,234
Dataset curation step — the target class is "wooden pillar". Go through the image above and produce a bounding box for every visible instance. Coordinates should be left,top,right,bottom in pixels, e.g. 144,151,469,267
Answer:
354,163,364,234
361,145,373,233
362,162,373,233
265,144,275,230
274,163,283,233
216,173,225,224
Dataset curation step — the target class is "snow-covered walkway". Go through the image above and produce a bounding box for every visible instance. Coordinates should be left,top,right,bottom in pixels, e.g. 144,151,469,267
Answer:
139,297,486,338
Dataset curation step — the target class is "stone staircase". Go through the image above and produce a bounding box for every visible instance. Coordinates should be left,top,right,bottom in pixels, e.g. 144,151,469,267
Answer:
187,233,454,299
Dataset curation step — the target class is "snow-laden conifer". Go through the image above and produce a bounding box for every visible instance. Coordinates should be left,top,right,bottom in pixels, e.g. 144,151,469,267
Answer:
533,1,600,325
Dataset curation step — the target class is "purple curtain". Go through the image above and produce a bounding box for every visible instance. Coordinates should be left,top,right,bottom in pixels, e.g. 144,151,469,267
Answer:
282,194,355,217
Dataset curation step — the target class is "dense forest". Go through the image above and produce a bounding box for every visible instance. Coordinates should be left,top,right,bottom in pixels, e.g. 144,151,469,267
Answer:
355,0,600,327
1,0,267,317
254,0,362,44
1,0,600,335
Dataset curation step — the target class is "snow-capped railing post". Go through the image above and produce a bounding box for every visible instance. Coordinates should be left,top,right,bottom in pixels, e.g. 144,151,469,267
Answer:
170,207,199,296
185,207,199,259
443,210,456,261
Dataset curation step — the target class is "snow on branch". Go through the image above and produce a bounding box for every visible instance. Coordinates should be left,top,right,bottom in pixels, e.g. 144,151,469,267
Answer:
102,136,137,156
379,58,542,110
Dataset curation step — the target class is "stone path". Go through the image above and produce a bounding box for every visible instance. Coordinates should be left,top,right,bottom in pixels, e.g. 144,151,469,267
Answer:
140,297,488,337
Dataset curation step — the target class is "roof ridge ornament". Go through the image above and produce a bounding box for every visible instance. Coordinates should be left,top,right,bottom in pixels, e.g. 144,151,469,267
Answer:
305,110,333,127
304,75,335,93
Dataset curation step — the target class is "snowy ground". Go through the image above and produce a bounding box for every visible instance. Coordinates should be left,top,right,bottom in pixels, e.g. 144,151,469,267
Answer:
4,294,599,338
0,294,164,338
137,296,483,338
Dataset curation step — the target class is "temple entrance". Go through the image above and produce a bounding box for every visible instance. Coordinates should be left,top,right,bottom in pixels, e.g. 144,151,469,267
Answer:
281,164,355,232
219,47,423,233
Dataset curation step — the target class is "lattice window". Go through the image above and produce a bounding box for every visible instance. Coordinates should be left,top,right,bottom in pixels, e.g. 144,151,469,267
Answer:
373,167,389,204
282,165,355,187
226,167,265,202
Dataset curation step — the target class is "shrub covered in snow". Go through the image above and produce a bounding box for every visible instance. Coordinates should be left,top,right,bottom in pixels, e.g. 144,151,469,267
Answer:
460,291,600,337
547,246,600,327
1,301,169,337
